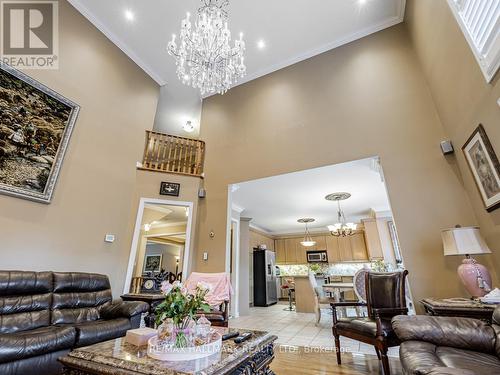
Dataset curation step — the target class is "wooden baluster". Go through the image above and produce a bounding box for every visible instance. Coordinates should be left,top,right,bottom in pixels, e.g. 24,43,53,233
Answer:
193,141,200,176
142,131,150,168
150,134,158,170
166,136,174,172
199,141,205,175
188,139,195,174
160,134,168,171
181,138,188,174
156,133,164,170
172,137,180,172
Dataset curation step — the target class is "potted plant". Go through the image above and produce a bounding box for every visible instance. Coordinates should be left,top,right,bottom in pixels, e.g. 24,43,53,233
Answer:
155,281,211,348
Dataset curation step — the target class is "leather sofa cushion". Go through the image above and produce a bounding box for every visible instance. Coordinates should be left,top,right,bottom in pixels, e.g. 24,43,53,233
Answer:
69,318,131,347
393,315,496,354
399,341,500,375
0,294,52,334
0,325,75,364
436,346,500,375
0,349,69,375
336,317,395,338
0,271,52,296
51,290,112,324
53,272,110,293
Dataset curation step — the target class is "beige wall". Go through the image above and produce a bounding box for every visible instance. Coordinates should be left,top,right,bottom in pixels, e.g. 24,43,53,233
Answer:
0,1,160,297
197,24,493,307
405,0,500,273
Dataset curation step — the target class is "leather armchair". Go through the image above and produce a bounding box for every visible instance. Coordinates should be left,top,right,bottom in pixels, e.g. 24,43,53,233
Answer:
392,307,500,375
331,270,409,375
0,271,148,375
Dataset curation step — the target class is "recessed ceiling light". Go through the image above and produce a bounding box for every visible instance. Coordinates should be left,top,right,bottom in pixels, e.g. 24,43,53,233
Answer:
124,9,135,22
257,39,266,50
359,0,367,4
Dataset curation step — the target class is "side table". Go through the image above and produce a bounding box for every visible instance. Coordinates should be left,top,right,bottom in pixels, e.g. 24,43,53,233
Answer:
421,297,498,322
121,293,164,328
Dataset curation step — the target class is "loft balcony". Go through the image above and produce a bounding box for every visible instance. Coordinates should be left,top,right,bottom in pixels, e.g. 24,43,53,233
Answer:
138,130,205,178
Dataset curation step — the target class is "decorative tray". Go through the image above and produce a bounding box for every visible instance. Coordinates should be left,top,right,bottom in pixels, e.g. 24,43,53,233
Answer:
147,331,222,361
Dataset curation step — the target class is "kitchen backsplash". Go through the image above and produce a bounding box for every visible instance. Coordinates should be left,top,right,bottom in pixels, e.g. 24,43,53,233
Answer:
278,263,373,276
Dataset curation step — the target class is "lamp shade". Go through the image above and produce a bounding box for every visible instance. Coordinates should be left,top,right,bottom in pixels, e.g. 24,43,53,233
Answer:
442,227,491,256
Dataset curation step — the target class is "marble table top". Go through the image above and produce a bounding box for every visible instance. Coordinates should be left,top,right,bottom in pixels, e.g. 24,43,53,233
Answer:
422,297,498,310
62,327,276,375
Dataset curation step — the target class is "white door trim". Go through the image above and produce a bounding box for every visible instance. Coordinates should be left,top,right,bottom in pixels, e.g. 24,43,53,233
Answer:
123,197,194,294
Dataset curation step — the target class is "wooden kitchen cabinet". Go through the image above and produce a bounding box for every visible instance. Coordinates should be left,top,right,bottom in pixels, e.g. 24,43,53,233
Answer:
325,236,341,262
363,219,384,260
275,239,286,264
338,236,353,261
351,232,369,261
284,238,297,264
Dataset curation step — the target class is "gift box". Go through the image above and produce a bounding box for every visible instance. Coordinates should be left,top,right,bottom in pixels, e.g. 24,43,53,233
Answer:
125,328,157,347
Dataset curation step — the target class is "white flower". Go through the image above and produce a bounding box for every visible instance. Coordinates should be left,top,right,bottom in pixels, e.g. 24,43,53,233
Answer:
197,281,211,292
160,281,173,295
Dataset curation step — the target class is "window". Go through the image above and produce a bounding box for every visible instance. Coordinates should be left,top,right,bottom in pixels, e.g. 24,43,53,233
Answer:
448,0,500,82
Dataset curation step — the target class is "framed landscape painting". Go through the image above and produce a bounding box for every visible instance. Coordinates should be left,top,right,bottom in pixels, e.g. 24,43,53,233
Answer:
462,124,500,212
0,63,79,203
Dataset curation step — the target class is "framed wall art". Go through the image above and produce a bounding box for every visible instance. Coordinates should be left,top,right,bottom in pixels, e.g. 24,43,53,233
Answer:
159,181,180,197
0,63,80,203
462,124,500,212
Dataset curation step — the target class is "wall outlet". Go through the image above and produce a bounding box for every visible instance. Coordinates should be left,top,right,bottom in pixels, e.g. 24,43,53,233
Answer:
104,234,115,243
203,252,208,261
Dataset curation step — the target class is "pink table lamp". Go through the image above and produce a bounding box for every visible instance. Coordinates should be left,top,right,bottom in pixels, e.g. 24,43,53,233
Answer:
442,226,492,298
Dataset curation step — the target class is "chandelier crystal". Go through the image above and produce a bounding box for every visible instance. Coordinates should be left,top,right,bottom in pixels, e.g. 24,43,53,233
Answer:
167,0,246,96
325,193,357,237
298,218,317,247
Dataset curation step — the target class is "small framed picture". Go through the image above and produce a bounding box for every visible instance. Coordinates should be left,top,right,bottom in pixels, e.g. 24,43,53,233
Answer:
462,124,500,212
143,254,162,273
159,182,180,197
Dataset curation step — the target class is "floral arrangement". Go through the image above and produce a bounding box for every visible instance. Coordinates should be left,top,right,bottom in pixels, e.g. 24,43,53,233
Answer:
155,281,211,348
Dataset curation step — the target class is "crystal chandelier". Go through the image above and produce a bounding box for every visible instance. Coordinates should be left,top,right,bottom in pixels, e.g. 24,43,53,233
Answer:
325,193,357,237
298,218,316,247
167,0,246,96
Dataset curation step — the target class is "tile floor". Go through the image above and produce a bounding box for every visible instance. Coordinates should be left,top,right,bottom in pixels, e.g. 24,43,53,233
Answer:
229,302,399,357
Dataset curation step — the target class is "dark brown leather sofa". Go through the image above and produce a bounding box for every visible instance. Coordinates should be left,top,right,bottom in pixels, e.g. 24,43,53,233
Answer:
0,271,148,375
392,306,500,375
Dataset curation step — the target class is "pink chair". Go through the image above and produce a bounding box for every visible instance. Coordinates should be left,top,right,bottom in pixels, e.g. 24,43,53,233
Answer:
185,272,233,327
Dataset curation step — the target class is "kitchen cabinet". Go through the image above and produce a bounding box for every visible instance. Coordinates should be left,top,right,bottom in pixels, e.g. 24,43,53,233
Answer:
285,238,297,264
326,236,341,263
275,239,286,264
338,236,353,261
351,232,369,261
363,219,385,260
325,232,368,262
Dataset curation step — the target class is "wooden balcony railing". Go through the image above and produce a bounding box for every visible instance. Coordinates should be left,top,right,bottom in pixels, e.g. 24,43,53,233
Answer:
139,130,205,177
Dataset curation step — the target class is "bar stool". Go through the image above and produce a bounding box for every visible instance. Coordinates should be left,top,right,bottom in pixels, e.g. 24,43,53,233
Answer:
281,278,295,311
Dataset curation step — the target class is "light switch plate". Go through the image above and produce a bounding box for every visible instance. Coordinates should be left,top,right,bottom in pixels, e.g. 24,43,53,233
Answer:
203,252,208,261
104,234,115,243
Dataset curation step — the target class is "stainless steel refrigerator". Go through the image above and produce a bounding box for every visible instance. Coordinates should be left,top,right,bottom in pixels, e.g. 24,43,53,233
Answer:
253,249,278,307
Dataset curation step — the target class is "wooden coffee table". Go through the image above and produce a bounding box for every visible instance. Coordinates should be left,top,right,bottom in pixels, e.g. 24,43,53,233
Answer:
59,327,277,375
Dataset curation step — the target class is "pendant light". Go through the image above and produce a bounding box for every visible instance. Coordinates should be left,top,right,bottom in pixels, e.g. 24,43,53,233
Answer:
298,218,316,247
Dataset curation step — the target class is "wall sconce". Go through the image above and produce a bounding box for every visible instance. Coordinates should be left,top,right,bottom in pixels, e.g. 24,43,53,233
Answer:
183,120,195,133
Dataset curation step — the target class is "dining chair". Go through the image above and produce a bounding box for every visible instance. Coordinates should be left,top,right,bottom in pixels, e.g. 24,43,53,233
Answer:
308,272,337,326
331,270,409,375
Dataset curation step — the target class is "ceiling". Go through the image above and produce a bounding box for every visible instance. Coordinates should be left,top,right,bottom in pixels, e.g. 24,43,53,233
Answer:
68,0,405,89
231,157,392,235
141,204,188,228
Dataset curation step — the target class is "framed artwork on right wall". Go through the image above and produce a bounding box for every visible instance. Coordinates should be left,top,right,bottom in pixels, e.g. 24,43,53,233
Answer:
462,124,500,212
